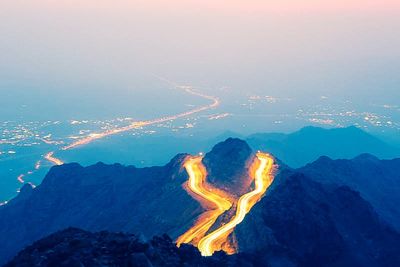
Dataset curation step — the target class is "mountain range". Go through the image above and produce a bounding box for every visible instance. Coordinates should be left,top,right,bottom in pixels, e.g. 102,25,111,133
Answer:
246,126,400,167
1,137,399,266
59,126,400,169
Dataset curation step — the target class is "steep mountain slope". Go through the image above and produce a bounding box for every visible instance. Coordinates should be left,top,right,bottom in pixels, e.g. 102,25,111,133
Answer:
0,139,253,265
235,172,400,266
6,174,400,267
0,155,201,265
247,126,400,167
299,154,400,231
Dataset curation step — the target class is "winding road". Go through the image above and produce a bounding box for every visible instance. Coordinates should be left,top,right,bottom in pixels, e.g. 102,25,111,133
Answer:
49,84,219,163
176,156,233,247
17,81,220,186
178,152,275,256
198,152,275,256
44,152,64,166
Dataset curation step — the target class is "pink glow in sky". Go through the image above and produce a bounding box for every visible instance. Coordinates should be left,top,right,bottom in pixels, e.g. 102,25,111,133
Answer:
1,0,399,104
7,0,400,14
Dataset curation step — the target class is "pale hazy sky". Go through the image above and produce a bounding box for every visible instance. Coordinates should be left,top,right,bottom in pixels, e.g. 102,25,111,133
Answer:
0,0,399,117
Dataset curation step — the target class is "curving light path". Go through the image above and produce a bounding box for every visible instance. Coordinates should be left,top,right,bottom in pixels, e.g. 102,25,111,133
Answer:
178,152,275,256
46,85,219,165
176,156,233,247
16,81,220,187
44,152,64,166
198,152,275,256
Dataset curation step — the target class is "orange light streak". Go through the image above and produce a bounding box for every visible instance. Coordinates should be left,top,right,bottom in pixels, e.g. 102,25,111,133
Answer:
17,174,25,184
62,86,219,151
198,152,275,256
176,156,233,247
16,161,43,185
34,160,41,170
13,81,217,191
44,152,64,166
177,152,276,256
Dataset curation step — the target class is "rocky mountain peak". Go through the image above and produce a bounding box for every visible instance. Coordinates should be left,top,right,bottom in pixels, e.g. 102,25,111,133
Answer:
202,138,254,196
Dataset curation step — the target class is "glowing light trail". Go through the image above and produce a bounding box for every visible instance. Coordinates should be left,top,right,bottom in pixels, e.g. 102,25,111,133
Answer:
34,161,41,170
15,81,219,187
47,85,219,167
62,86,219,151
176,156,233,247
198,152,275,256
178,152,275,256
44,152,64,166
17,175,25,184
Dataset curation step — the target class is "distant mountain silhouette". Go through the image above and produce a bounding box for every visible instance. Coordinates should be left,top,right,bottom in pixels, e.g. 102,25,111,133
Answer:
299,154,400,231
1,138,400,266
247,126,400,167
59,126,399,170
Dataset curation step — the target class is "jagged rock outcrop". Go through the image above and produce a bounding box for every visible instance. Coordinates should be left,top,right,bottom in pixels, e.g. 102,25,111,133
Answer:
202,138,254,196
5,228,238,267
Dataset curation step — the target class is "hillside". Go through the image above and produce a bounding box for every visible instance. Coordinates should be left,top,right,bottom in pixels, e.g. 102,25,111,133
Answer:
1,138,400,266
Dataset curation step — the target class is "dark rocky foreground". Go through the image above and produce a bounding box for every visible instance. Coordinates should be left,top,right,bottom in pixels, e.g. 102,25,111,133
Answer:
4,228,239,267
6,219,400,267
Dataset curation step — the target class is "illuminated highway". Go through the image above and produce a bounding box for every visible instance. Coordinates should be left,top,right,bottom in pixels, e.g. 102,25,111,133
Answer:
17,175,25,184
34,161,41,170
16,82,220,186
62,86,219,151
198,152,275,256
176,156,233,247
44,152,64,166
46,85,218,169
178,152,275,256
